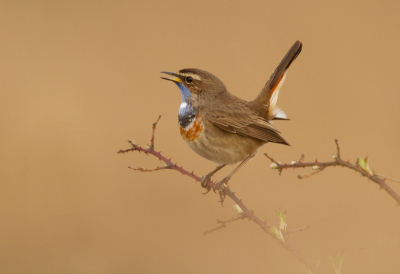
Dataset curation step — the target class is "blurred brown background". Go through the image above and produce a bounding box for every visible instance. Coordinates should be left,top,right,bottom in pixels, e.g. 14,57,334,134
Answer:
1,0,400,273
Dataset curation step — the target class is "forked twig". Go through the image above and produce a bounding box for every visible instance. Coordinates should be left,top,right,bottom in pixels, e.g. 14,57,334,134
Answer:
375,173,400,184
266,139,400,205
118,116,320,274
286,225,311,235
150,115,161,150
203,214,246,235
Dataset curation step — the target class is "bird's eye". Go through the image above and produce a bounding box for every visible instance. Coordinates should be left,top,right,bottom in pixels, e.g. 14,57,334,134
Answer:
185,76,193,83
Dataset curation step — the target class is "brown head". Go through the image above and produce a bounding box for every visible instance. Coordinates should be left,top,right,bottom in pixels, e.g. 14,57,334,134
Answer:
161,68,228,108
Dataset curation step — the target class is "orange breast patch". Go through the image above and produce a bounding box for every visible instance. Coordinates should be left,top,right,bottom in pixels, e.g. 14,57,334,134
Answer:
179,114,204,142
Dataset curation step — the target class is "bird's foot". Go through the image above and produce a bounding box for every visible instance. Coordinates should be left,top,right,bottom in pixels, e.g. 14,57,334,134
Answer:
201,173,213,189
212,176,231,206
200,164,227,191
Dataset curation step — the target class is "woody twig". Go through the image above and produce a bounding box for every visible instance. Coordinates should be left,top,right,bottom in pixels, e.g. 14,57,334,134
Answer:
265,139,400,205
203,215,246,236
118,116,320,274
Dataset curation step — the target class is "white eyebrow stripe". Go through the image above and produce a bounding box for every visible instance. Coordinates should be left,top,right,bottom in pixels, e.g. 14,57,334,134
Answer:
177,72,202,81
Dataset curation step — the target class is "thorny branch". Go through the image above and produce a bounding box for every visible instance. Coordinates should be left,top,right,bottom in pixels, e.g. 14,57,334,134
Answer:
265,139,400,205
118,116,320,274
286,225,311,235
203,214,246,236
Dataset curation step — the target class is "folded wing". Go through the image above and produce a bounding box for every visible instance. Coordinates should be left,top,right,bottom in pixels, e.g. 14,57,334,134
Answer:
204,102,289,145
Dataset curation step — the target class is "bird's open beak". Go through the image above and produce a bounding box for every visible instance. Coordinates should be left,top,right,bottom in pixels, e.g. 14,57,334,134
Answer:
160,71,183,83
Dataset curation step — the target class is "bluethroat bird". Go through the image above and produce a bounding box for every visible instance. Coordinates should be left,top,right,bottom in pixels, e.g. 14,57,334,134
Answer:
161,41,302,195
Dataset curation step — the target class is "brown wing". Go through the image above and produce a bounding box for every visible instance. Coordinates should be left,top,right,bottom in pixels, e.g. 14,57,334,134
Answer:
204,102,289,145
248,40,302,120
243,118,289,145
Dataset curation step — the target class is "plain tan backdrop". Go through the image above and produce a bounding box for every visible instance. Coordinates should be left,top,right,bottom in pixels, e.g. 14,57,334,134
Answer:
1,0,400,273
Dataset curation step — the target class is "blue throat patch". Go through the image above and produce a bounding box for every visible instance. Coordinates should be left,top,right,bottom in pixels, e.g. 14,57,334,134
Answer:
175,82,196,128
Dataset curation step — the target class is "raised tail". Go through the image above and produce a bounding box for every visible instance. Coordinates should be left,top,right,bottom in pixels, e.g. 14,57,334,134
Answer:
248,40,302,120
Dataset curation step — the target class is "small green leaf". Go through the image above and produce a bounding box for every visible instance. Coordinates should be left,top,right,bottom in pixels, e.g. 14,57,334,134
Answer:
300,263,314,274
276,209,287,232
270,163,279,169
328,251,345,274
268,226,284,241
357,157,373,175
233,204,243,214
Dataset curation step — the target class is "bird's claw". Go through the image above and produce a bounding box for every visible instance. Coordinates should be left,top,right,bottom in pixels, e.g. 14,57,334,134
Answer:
201,188,211,195
201,174,231,205
201,174,212,189
212,177,230,205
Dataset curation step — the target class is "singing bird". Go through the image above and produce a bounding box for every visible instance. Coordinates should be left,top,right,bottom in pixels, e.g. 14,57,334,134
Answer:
161,41,302,193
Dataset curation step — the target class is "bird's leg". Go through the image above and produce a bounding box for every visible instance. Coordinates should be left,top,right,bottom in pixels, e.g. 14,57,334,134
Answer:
214,154,255,204
216,154,255,187
201,164,226,190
